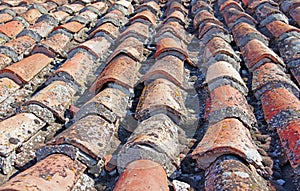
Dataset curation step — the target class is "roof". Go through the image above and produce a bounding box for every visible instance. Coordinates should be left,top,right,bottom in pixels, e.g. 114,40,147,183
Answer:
0,0,299,190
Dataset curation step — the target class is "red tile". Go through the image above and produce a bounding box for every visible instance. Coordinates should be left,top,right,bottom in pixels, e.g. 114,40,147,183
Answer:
0,77,20,103
26,80,76,121
49,11,70,23
0,53,12,69
0,53,53,85
4,35,35,55
192,118,262,169
277,119,300,173
290,7,300,26
136,78,186,123
165,1,187,15
130,10,157,27
205,85,256,128
90,54,138,92
0,154,86,191
107,37,143,62
27,19,56,38
119,22,149,42
156,21,187,42
89,22,119,38
222,8,257,28
114,160,169,191
260,87,300,123
52,115,115,159
219,0,244,13
140,55,184,88
0,20,24,38
193,10,222,30
241,39,284,70
266,20,300,39
72,36,111,58
21,8,42,24
0,13,13,23
164,10,186,25
55,51,95,88
155,37,188,59
56,21,84,33
198,22,229,40
205,156,269,191
0,112,45,156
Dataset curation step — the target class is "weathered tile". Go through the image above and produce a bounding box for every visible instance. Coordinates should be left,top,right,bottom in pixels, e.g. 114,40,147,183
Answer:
40,2,57,12
0,13,13,23
3,35,35,57
205,61,248,95
89,1,108,13
56,21,84,33
60,3,84,14
0,113,45,156
111,0,134,16
0,53,53,85
290,7,300,26
277,119,300,174
79,10,98,21
252,62,299,99
118,114,183,175
21,8,41,24
192,118,263,169
114,160,169,191
278,35,300,66
140,55,184,88
0,53,12,69
0,154,86,191
90,54,138,92
136,1,160,15
107,37,143,63
156,21,187,43
193,10,222,30
49,10,70,23
205,85,256,128
191,0,213,15
155,37,188,60
198,22,230,43
222,7,257,28
130,10,157,27
0,20,24,38
49,0,68,5
254,3,281,21
0,77,20,103
119,22,149,42
25,81,76,121
26,18,57,38
291,67,300,86
205,155,269,191
164,10,186,25
266,20,300,39
219,0,244,13
97,9,126,27
242,39,285,70
136,78,187,124
165,1,187,15
280,0,300,13
89,22,119,38
51,115,115,160
260,87,300,123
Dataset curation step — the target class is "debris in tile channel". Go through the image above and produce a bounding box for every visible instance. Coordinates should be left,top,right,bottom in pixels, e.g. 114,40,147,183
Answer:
0,0,299,190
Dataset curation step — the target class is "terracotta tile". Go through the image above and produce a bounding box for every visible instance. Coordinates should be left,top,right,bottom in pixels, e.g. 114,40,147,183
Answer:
40,2,57,12
140,55,184,88
136,78,186,123
252,62,299,99
198,22,229,40
247,0,278,12
222,8,257,28
0,154,86,191
98,9,126,27
32,31,72,57
203,36,238,62
90,54,138,92
205,85,256,128
0,53,53,85
130,10,157,27
89,1,108,13
114,160,168,191
136,1,160,15
205,61,248,95
56,21,84,33
72,36,111,58
193,10,222,30
21,8,41,24
165,1,187,15
164,10,186,25
155,37,188,59
27,19,57,38
118,114,182,174
107,37,143,63
79,10,98,21
0,20,24,38
112,0,134,16
291,67,300,86
26,80,76,121
0,53,12,69
205,156,269,191
119,22,149,42
61,3,84,14
3,35,35,56
277,119,300,173
0,77,20,103
219,0,244,13
49,0,68,5
52,115,115,160
49,10,70,23
55,51,95,88
89,22,119,38
191,0,213,15
10,6,28,14
0,112,45,156
156,21,187,42
0,13,13,23
255,3,281,21
266,20,300,39
242,39,284,70
278,35,300,65
232,22,269,47
192,118,262,169
260,87,300,123
290,7,300,26
280,0,300,13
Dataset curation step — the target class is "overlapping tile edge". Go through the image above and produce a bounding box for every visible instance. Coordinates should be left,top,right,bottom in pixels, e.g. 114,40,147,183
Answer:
0,0,299,190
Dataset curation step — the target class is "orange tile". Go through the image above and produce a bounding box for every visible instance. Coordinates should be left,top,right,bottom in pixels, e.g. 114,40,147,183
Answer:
0,154,86,191
0,13,13,23
260,87,300,123
0,112,45,156
0,53,53,85
248,0,277,11
140,55,184,88
0,77,20,103
90,54,138,92
130,10,157,27
219,0,244,13
26,80,76,121
193,10,222,30
4,35,35,56
114,160,169,191
89,22,119,38
205,85,256,128
222,8,257,28
266,20,300,39
136,78,186,123
277,119,300,173
241,39,284,70
52,115,115,159
164,10,186,25
192,118,262,169
155,37,188,59
136,1,160,15
290,7,300,26
49,0,68,5
21,8,42,24
56,21,84,33
0,20,24,38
